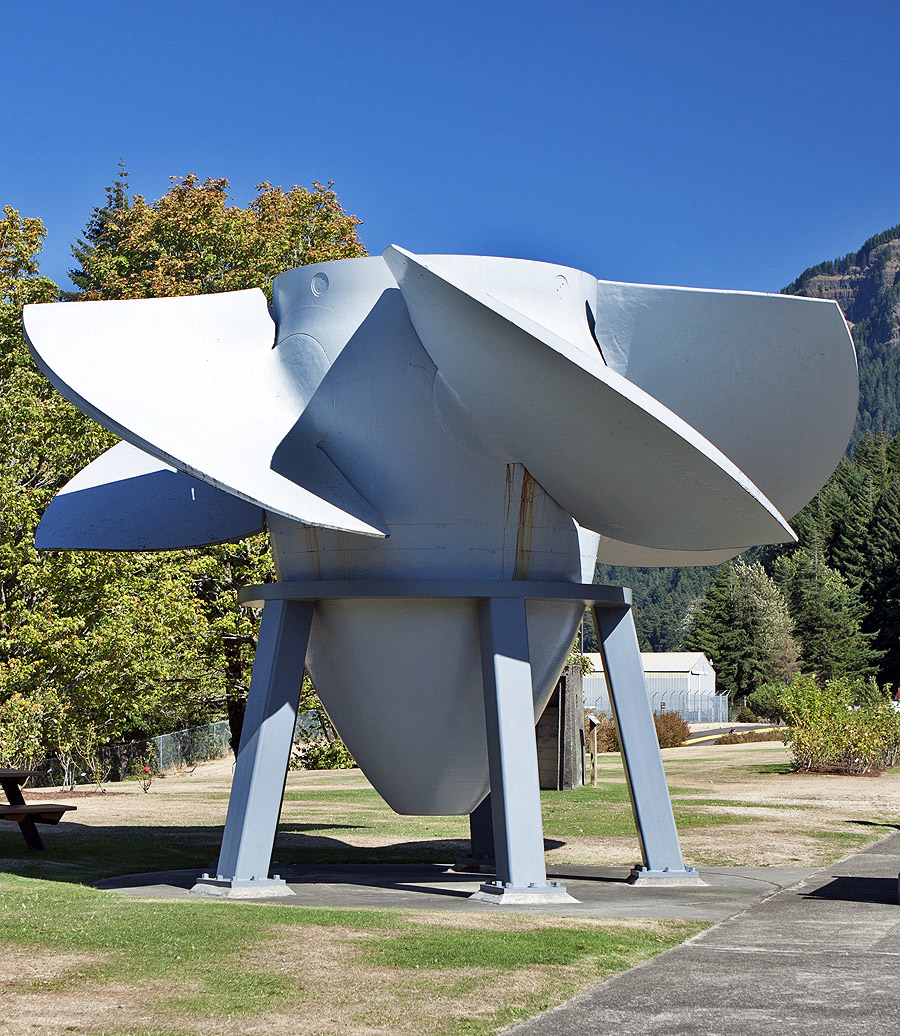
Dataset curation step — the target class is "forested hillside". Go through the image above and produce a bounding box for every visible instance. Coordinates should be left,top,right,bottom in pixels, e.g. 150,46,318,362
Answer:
588,564,718,651
784,225,900,443
601,224,900,656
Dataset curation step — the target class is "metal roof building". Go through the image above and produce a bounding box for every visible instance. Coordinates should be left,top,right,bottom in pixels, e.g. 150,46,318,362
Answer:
583,651,726,723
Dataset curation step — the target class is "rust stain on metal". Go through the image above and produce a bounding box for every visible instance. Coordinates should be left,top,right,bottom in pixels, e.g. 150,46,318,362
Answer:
306,526,324,580
335,531,349,580
513,467,541,580
500,463,514,578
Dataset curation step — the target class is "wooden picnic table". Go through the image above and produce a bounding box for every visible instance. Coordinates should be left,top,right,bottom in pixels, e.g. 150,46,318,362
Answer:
0,769,76,851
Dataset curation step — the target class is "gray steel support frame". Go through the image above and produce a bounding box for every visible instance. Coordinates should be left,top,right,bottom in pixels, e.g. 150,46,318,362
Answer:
192,599,313,897
454,795,494,872
190,580,699,898
470,597,573,903
590,605,703,885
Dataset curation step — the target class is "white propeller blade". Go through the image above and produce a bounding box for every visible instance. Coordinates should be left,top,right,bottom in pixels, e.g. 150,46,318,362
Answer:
385,245,795,553
37,440,265,550
24,291,388,538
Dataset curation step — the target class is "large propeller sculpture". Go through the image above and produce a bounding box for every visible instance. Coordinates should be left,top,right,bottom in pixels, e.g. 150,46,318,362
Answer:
24,248,857,901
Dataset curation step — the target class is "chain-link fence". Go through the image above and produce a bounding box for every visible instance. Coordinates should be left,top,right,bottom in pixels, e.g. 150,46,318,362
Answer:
26,719,234,787
147,720,232,772
584,674,729,723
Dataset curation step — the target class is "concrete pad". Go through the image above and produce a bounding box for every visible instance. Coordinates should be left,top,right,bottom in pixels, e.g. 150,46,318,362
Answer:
94,860,816,922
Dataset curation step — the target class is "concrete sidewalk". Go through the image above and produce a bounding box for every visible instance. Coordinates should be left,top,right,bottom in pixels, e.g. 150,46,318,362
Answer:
506,831,900,1036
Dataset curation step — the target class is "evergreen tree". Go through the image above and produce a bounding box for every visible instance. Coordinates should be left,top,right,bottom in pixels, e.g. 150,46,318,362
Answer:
827,468,875,586
862,475,900,683
64,161,132,298
773,548,880,682
683,561,799,700
851,430,891,493
866,475,900,579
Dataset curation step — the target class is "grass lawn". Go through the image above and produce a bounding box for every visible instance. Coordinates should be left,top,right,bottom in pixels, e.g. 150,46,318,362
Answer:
1,740,898,1034
0,875,703,1035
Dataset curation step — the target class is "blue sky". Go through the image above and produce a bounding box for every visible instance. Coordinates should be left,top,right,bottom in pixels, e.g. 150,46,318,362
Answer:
5,0,900,293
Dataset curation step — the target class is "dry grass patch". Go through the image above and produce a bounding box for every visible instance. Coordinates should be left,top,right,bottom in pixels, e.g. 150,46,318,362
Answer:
0,973,193,1036
0,896,702,1036
0,945,103,984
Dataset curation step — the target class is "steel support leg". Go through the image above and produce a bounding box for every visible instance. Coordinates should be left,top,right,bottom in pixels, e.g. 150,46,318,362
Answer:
192,599,314,897
590,605,703,885
454,794,495,872
470,597,574,903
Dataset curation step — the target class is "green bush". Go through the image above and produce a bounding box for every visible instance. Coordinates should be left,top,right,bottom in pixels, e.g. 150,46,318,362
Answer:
294,738,356,770
779,674,900,774
746,683,787,723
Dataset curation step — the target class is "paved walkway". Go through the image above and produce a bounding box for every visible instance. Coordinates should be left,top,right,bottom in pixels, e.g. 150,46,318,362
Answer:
506,831,900,1036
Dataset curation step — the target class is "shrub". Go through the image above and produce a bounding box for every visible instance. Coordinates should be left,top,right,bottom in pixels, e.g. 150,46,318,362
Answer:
715,729,786,745
584,711,619,752
779,673,900,774
654,711,691,748
736,706,757,723
747,683,787,723
127,743,157,792
584,709,690,751
293,738,355,770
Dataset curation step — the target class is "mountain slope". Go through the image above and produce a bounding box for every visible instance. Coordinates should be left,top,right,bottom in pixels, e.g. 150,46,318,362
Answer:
783,225,900,442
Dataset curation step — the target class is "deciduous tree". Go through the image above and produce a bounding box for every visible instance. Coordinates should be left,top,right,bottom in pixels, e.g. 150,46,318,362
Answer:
2,175,368,757
76,174,365,301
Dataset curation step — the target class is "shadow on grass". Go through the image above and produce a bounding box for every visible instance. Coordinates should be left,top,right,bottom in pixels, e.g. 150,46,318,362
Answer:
847,819,900,832
278,822,366,833
0,820,504,886
0,813,587,897
0,820,224,884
